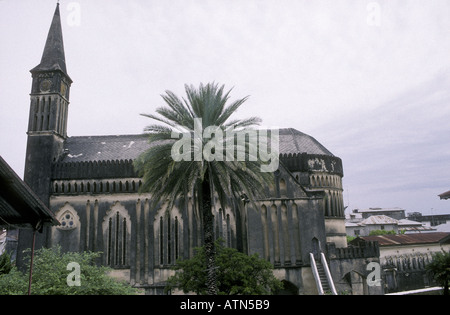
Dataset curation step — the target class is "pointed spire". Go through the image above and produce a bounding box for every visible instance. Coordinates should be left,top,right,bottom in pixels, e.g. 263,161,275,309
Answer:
31,3,70,78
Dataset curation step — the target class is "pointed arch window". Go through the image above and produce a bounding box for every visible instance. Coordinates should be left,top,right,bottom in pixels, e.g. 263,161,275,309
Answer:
55,203,79,231
157,210,181,266
102,202,131,268
60,210,76,230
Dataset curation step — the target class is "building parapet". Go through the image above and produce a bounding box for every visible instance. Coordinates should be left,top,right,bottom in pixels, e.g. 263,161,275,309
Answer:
279,153,343,177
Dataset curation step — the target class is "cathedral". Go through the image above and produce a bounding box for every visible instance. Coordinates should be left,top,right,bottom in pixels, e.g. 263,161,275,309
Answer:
16,4,382,295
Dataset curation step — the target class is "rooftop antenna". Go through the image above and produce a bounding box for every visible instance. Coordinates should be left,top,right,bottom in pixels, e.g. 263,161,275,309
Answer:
431,208,435,226
345,186,350,214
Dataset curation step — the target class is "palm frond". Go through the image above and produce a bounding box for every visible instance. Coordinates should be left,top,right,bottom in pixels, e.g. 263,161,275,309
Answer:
136,82,275,213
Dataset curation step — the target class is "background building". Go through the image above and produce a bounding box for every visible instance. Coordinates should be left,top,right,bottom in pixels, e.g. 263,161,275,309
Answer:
351,233,450,293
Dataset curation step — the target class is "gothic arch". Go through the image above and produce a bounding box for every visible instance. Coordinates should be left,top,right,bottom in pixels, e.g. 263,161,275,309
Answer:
280,203,290,264
215,207,235,248
102,202,131,267
311,237,320,259
279,178,287,197
324,193,331,217
331,191,337,216
260,204,270,261
277,280,299,295
271,204,280,264
154,206,183,266
55,202,80,230
51,203,81,252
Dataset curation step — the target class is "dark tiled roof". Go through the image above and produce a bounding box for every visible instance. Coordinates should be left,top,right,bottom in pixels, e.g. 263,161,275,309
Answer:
278,128,333,156
61,128,334,163
62,134,150,162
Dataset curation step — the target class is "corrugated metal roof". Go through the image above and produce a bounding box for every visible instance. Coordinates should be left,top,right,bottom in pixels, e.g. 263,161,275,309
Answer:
360,232,450,246
357,207,405,213
397,219,422,226
0,156,59,229
360,215,398,225
345,222,361,227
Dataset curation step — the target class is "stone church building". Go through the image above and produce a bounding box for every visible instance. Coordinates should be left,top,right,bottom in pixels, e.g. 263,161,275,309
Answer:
16,4,382,295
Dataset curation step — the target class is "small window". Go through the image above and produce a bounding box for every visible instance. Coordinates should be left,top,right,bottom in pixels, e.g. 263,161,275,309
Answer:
59,211,76,230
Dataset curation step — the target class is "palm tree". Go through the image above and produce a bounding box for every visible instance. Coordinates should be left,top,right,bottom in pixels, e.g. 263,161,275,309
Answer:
134,82,275,295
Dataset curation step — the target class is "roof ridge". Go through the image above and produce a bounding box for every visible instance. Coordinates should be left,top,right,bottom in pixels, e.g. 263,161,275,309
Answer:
288,128,302,153
67,133,147,139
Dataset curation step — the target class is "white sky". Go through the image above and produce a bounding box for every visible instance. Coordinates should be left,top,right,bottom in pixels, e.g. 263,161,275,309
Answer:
1,0,449,215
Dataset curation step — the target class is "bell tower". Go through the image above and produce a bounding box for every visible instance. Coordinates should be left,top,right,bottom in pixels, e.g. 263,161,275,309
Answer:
18,3,73,267
24,3,72,205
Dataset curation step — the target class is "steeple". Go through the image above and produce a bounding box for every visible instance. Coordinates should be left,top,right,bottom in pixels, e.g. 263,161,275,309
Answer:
24,2,73,200
30,3,70,79
27,3,72,138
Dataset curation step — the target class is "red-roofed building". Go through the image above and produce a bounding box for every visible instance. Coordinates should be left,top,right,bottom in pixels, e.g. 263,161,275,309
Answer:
350,233,450,293
351,232,450,257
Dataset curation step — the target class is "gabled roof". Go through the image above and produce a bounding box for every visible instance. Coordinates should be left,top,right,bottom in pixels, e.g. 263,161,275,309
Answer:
60,128,335,163
30,3,71,80
357,232,450,246
0,156,58,230
397,219,423,226
435,223,450,233
360,215,398,225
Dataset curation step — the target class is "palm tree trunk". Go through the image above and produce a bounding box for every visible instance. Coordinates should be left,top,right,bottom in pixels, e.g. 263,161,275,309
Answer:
201,170,218,295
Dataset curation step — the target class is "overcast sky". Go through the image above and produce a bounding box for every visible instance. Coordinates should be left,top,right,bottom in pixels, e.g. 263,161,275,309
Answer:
1,0,449,215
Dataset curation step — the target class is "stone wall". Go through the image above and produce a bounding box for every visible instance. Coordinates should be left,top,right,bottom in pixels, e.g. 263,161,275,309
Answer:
382,253,436,293
326,242,384,295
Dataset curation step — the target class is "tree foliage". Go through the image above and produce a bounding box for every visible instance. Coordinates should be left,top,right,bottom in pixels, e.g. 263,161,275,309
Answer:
166,240,283,295
0,252,12,276
426,249,450,295
0,246,137,295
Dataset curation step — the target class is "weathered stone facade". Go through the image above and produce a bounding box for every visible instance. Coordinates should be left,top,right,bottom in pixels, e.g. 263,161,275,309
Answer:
16,4,381,295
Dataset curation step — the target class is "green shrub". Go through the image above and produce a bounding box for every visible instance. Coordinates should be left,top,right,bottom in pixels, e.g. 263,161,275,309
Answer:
0,246,137,295
0,252,12,276
166,240,283,295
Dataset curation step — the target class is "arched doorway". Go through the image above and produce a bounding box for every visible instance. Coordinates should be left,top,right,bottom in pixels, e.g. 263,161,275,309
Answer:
277,280,299,295
311,237,320,259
